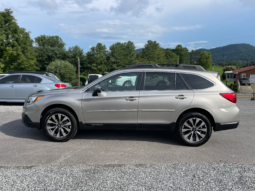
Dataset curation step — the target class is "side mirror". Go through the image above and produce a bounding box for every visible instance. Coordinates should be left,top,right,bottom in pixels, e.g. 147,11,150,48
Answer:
92,85,101,96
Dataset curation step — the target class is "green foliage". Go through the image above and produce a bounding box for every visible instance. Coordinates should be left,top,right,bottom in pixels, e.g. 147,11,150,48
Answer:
139,40,165,64
85,43,108,74
34,35,66,49
197,44,255,65
197,51,212,70
172,45,190,64
0,9,37,72
189,50,201,64
164,48,178,64
46,60,77,85
108,41,136,70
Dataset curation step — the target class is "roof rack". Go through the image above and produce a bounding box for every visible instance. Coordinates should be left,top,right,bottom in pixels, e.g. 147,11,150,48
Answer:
122,64,206,71
7,71,48,74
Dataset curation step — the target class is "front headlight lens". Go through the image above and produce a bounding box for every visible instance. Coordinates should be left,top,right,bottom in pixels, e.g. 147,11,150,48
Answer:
26,96,43,105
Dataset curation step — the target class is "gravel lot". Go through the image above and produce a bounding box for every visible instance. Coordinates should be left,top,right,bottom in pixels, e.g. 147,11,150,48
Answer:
0,96,254,190
1,164,255,190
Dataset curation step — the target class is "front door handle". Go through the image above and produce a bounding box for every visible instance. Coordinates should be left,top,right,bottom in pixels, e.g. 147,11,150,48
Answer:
175,95,187,100
125,97,138,101
33,85,37,87
9,85,14,88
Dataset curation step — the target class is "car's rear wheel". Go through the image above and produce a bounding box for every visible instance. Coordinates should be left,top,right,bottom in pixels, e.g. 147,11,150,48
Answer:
42,108,78,142
177,112,212,146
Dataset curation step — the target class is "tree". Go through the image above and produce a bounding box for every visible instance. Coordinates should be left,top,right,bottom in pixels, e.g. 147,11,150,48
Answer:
197,51,212,70
33,47,68,71
0,9,37,72
140,40,165,64
189,50,201,64
108,41,136,70
46,60,77,85
164,49,178,64
172,45,190,64
34,35,66,49
85,43,108,74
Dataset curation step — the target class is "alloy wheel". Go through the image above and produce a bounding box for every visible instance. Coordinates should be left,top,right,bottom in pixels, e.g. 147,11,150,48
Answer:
181,118,208,143
46,113,72,139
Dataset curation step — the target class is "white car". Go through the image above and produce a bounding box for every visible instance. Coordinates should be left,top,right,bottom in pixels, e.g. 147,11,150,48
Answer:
85,74,103,85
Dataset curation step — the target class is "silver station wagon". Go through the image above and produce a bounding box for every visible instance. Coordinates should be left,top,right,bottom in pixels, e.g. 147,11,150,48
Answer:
0,73,71,102
22,65,240,146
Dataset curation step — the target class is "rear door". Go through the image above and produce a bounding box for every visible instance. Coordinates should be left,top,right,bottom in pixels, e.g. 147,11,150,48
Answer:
138,72,194,124
14,75,42,100
0,75,20,100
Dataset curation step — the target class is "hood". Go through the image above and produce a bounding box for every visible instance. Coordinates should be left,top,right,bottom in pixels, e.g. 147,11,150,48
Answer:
31,89,73,97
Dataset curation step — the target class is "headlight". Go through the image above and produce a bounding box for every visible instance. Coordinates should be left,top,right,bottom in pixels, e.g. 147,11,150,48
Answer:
26,96,43,105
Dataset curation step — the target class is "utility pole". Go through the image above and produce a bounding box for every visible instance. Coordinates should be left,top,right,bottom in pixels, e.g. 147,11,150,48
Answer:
78,57,80,86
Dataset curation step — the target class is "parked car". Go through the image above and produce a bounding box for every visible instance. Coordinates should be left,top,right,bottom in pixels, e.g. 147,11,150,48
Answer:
22,65,240,146
6,71,61,81
85,74,102,85
0,73,71,102
240,77,250,86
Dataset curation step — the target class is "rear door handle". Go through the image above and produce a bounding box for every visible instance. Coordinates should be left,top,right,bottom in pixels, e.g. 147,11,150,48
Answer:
175,95,187,100
125,97,138,101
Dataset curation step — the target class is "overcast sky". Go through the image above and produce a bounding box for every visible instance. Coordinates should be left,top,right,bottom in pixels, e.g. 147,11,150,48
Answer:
1,0,255,51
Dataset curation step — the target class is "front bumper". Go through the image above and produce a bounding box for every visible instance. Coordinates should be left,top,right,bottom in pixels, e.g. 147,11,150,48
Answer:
22,112,40,129
214,122,239,131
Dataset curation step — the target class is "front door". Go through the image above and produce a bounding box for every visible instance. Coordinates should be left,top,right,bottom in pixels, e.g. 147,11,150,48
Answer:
0,75,20,100
138,72,194,124
82,72,141,124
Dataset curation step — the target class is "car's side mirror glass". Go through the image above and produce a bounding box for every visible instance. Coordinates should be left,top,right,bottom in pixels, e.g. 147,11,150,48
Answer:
92,85,101,96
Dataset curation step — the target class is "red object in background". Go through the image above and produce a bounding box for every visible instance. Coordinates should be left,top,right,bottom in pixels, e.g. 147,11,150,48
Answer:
55,84,67,88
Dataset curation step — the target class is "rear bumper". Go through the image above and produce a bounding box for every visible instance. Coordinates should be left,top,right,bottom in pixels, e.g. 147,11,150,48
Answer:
214,122,239,131
22,112,40,129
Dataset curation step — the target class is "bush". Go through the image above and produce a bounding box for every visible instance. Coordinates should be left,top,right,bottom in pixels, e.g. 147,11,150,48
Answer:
233,84,238,92
46,60,77,85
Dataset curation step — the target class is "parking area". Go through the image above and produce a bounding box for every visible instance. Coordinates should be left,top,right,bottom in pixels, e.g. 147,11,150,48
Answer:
0,96,254,190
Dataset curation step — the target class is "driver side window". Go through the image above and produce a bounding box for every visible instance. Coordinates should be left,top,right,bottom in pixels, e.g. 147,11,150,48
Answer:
89,72,140,92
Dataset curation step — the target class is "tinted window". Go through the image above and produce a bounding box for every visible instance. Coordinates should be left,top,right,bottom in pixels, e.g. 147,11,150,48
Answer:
20,75,37,83
35,77,42,83
181,74,214,89
144,72,175,90
176,74,188,90
0,75,20,84
89,72,140,92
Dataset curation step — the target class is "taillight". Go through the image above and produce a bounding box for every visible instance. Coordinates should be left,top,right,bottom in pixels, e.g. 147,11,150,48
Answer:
220,93,236,103
55,84,67,88
117,77,121,79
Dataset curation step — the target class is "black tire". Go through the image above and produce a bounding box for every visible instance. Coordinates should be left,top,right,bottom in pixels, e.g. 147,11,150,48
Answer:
42,108,78,142
177,112,212,146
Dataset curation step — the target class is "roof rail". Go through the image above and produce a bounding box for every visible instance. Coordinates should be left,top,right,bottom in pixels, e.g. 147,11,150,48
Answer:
122,64,206,71
7,71,48,74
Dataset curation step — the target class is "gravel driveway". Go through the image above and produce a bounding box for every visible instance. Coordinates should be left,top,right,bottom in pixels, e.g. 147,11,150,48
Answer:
0,97,254,190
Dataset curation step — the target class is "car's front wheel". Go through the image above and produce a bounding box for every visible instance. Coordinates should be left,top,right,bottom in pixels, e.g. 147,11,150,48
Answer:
42,108,78,142
177,112,212,146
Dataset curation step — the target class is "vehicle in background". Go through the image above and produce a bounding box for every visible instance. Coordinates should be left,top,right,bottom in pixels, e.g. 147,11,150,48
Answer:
240,77,250,86
0,73,71,102
6,71,61,81
85,74,102,85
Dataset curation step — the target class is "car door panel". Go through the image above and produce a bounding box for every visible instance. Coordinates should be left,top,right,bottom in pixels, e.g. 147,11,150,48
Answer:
82,91,139,124
138,90,194,124
0,75,20,100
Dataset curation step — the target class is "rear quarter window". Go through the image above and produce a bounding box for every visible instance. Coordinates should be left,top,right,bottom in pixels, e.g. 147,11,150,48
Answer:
181,74,214,89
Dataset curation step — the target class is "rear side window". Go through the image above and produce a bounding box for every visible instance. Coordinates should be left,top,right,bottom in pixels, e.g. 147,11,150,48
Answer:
35,77,42,83
0,75,20,84
176,74,188,90
181,74,214,89
144,72,175,90
20,75,36,83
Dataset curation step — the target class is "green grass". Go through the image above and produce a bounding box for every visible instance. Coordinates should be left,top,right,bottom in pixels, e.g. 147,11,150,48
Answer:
207,65,234,86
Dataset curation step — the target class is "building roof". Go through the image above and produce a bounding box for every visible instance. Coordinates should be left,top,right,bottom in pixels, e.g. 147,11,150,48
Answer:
233,65,255,74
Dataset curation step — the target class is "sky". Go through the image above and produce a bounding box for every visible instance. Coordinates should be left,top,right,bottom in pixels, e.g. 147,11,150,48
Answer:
1,0,255,52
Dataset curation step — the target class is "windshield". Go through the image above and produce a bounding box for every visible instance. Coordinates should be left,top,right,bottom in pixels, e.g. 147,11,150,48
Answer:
242,78,249,80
